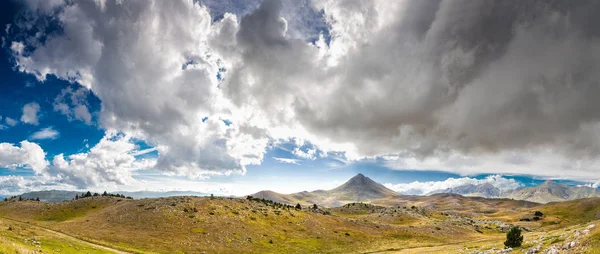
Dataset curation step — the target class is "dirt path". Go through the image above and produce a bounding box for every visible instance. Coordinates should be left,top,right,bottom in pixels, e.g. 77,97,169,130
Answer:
0,216,131,254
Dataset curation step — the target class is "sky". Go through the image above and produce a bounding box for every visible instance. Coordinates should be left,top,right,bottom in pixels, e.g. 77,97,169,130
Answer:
1,0,600,197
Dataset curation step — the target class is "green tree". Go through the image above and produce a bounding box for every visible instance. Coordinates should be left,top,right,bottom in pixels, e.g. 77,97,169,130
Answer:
504,227,523,248
295,203,301,210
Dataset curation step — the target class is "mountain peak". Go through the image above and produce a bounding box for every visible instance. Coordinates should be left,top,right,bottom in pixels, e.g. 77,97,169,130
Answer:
540,180,561,187
342,173,377,187
350,173,367,181
332,173,401,200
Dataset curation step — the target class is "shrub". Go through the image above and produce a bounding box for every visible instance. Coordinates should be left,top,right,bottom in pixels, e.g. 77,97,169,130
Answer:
504,227,523,248
534,211,543,217
295,203,302,210
345,232,350,236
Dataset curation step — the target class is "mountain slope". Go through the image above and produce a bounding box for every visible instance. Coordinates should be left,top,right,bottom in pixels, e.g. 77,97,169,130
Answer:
503,180,600,203
429,180,600,203
330,173,401,200
429,183,502,198
252,173,402,207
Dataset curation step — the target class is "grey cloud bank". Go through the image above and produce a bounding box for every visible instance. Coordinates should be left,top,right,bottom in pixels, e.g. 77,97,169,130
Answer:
4,0,600,187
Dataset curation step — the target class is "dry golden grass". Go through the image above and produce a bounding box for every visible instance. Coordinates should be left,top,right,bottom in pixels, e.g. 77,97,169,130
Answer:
0,196,598,253
0,197,475,253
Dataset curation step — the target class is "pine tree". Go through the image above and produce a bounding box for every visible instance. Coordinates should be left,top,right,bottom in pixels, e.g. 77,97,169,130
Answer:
504,227,523,248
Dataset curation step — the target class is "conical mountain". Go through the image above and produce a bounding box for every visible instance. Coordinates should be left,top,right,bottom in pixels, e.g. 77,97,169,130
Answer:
329,173,401,201
250,173,401,207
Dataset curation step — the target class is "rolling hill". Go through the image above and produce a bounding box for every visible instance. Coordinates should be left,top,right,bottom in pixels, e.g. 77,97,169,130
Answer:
15,190,211,203
19,190,81,202
0,194,598,253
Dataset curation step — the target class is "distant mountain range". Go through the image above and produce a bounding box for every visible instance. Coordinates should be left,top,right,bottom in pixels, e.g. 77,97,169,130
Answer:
251,174,600,207
16,175,600,205
502,180,600,203
16,190,211,202
429,182,502,198
430,180,600,203
252,173,402,207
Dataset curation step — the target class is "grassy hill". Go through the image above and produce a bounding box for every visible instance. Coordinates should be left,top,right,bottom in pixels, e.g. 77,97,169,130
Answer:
0,194,598,253
0,196,480,253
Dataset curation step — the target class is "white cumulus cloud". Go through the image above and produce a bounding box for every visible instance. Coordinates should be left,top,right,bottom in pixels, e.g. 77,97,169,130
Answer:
5,117,18,127
48,131,156,188
21,102,40,125
30,127,60,140
0,140,48,173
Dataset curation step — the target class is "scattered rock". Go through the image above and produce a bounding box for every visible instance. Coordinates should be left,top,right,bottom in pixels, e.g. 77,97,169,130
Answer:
544,245,560,254
526,244,542,254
